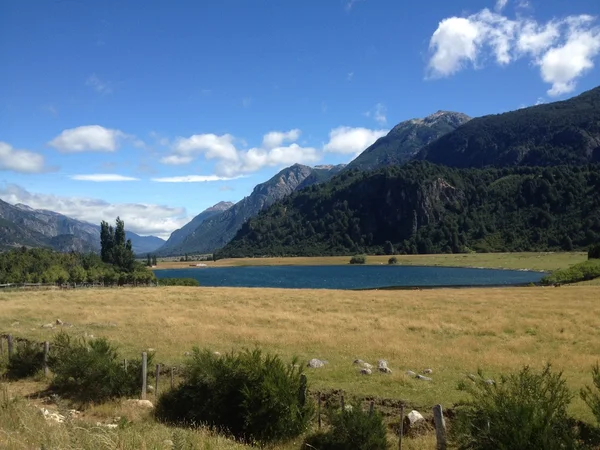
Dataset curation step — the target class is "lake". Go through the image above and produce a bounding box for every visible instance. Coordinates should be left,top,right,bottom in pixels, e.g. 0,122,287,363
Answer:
154,265,545,290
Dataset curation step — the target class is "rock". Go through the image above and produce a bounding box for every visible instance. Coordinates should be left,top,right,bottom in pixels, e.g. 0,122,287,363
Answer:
416,374,432,381
67,409,81,417
485,379,495,385
163,439,174,448
55,319,63,325
406,370,416,377
125,399,154,409
147,385,154,392
353,359,365,365
40,408,65,424
403,410,430,437
407,410,425,426
377,359,388,370
62,322,73,327
307,358,326,368
184,351,192,356
213,351,221,356
147,348,155,352
378,367,392,374
41,323,54,329
96,422,118,429
360,368,372,375
363,362,373,369
423,368,433,374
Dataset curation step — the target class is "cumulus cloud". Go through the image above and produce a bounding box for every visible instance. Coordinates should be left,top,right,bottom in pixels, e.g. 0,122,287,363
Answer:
323,127,387,155
427,6,600,96
161,129,320,177
49,125,127,152
70,174,140,182
86,74,112,94
0,184,189,239
0,141,48,173
151,175,242,183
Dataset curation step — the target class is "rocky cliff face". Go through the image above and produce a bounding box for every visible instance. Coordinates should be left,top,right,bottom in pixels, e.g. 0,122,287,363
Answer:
344,111,471,172
163,164,343,255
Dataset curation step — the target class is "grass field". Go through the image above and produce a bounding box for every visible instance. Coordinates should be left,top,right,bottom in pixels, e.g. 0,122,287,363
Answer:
154,251,588,271
2,283,600,424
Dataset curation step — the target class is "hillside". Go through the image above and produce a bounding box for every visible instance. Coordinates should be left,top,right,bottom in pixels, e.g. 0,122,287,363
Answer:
0,199,164,254
345,111,470,172
216,162,600,258
162,164,344,255
417,86,600,167
157,201,233,255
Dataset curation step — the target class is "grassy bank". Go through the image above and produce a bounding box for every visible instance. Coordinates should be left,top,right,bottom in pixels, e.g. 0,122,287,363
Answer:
1,285,600,422
154,251,587,271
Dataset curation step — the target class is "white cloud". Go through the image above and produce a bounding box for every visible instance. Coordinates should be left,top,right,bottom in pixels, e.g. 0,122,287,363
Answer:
151,175,242,183
427,7,600,96
0,184,189,239
345,0,363,12
49,125,126,152
365,103,387,125
85,74,112,94
262,129,301,149
0,142,48,174
160,155,194,165
170,133,238,163
323,127,387,155
347,72,354,81
70,174,140,182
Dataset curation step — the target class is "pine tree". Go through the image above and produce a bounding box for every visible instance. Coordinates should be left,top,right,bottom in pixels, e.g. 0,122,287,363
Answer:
146,254,152,267
152,254,157,266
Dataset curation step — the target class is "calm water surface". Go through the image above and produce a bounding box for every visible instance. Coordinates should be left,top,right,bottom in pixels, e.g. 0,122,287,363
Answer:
154,265,544,290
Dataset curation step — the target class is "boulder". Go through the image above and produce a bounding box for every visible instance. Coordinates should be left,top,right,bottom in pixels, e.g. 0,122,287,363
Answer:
377,359,388,370
353,359,365,365
363,362,373,369
125,399,154,409
406,370,416,377
379,367,392,374
485,379,495,385
307,358,326,368
423,368,433,374
163,439,174,448
403,410,430,437
55,319,63,325
416,374,432,381
41,323,54,329
360,368,372,375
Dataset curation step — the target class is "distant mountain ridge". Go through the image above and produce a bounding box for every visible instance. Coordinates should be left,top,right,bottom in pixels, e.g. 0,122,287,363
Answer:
0,199,165,254
157,163,345,255
344,111,471,172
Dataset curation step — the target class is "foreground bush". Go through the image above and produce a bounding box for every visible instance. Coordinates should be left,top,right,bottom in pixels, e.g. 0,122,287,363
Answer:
49,332,152,403
541,260,600,285
388,256,398,265
452,364,577,450
157,277,200,286
6,341,44,379
304,401,389,450
349,255,367,265
581,363,600,424
155,348,313,445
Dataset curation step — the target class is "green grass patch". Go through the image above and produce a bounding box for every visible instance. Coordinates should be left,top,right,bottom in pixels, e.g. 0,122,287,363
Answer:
542,260,600,285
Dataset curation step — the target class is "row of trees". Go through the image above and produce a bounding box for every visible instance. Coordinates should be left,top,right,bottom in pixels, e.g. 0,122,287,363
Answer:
100,217,135,272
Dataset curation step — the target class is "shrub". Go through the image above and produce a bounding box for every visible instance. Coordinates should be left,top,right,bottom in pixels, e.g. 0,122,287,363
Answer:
157,277,200,286
452,364,577,450
349,255,367,265
388,257,398,265
541,260,600,285
49,332,152,403
6,341,44,379
304,401,389,450
155,348,313,445
581,363,600,424
589,244,600,260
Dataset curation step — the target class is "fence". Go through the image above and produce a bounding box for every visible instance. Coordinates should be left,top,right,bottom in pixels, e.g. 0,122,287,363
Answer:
0,281,158,290
0,334,448,449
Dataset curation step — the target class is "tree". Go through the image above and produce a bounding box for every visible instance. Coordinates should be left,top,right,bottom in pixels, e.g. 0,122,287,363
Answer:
589,244,600,260
99,218,136,272
152,255,157,266
384,241,395,255
69,266,87,285
146,254,152,267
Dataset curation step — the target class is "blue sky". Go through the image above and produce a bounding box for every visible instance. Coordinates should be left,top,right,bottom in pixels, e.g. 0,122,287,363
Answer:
1,0,599,238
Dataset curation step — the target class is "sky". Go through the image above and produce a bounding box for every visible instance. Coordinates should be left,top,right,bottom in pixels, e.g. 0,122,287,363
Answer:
1,0,599,239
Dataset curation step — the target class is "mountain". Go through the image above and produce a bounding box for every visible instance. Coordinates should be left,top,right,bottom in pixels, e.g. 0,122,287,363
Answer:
216,162,600,258
125,231,165,255
157,201,234,255
417,86,600,168
0,199,165,254
344,111,470,172
161,164,345,255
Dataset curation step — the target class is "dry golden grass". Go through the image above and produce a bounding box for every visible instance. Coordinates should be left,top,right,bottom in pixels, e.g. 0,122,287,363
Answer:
154,251,587,271
2,284,600,423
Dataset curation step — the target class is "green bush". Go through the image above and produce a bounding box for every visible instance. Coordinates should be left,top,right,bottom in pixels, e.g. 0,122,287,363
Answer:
541,260,600,285
589,244,600,260
581,363,600,424
6,342,44,379
49,332,152,403
157,277,200,286
452,364,577,450
304,401,389,450
388,257,398,265
155,348,313,445
349,255,367,265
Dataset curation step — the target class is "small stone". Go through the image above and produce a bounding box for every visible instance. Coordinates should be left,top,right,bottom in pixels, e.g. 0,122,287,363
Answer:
213,351,221,356
363,362,373,369
353,359,365,365
379,367,392,374
360,368,372,375
416,374,432,381
307,358,326,368
125,399,154,408
407,410,425,426
163,439,174,448
485,379,495,385
104,424,118,429
423,368,433,374
406,370,416,377
377,359,388,370
55,319,63,325
184,351,192,356
41,323,54,329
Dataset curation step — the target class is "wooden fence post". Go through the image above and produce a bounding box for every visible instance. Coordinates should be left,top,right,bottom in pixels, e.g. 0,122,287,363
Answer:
398,404,404,450
170,367,174,390
7,335,13,360
141,352,147,400
432,404,447,450
155,364,160,397
43,341,50,377
318,393,322,429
